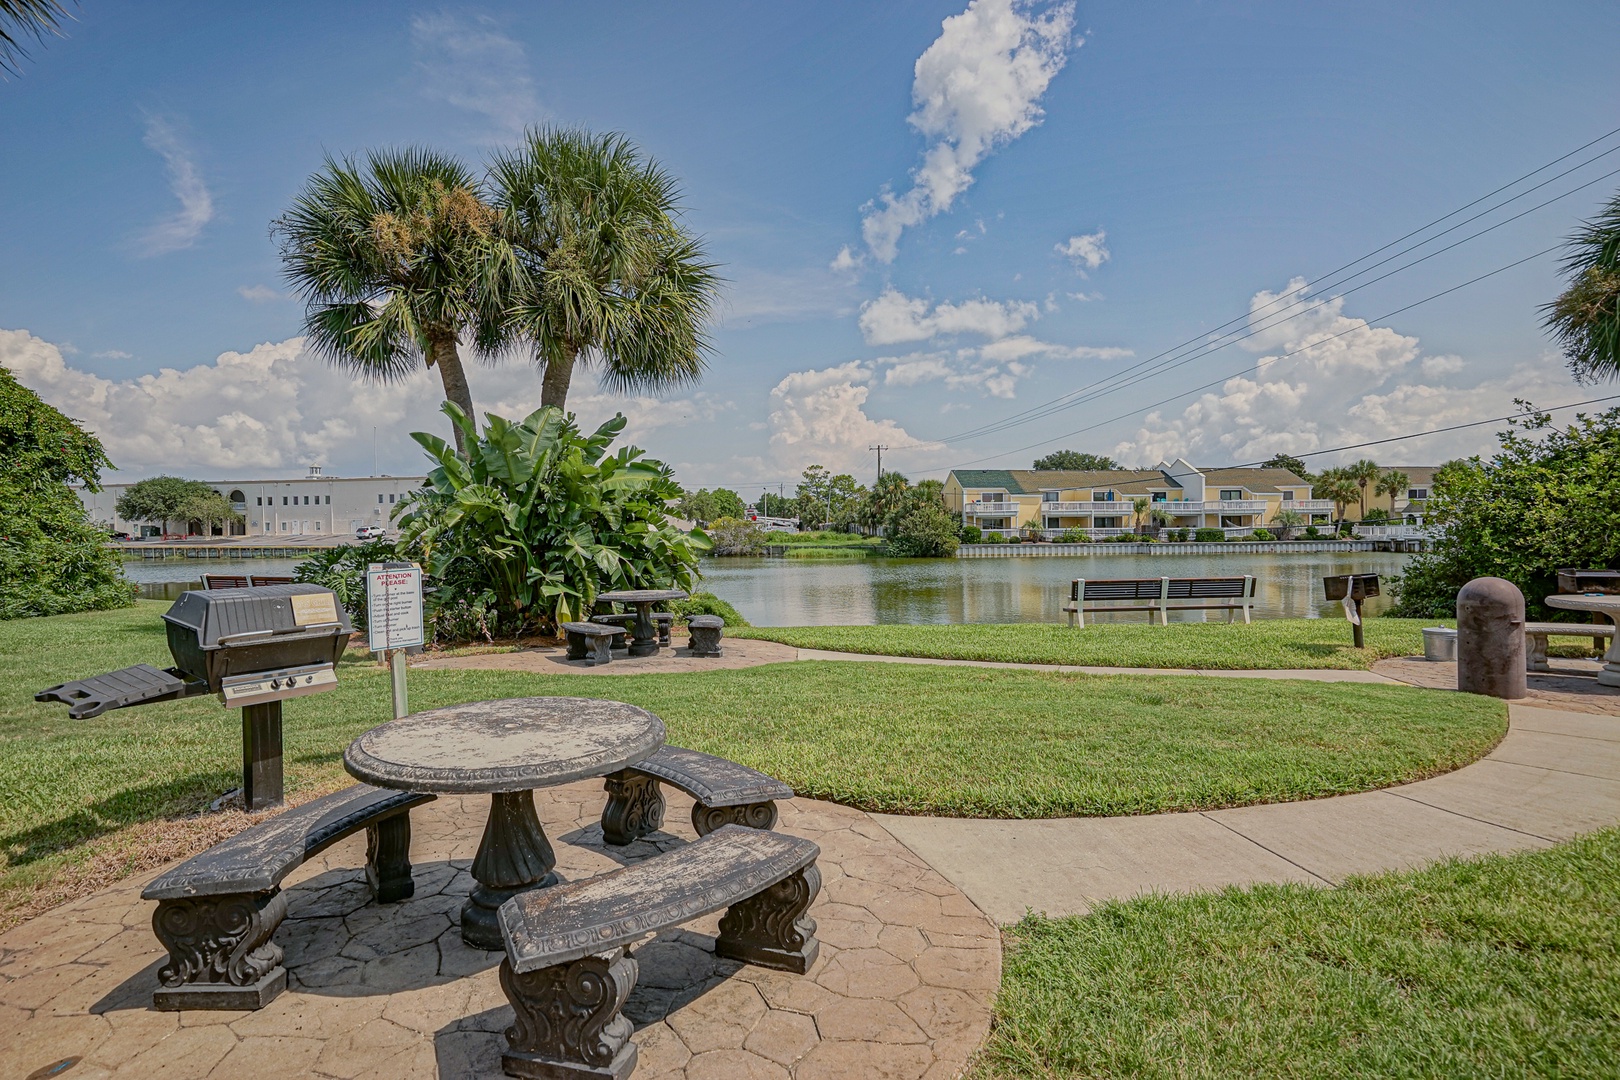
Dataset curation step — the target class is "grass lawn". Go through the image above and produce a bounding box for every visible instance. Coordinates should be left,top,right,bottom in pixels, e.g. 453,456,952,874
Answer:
980,829,1620,1078
1,603,1503,928
733,618,1451,669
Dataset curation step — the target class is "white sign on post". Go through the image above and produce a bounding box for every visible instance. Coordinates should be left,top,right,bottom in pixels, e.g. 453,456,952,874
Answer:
366,563,425,651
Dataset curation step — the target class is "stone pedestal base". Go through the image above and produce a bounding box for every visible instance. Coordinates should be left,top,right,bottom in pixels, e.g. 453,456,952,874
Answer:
501,1043,637,1080
153,966,286,1011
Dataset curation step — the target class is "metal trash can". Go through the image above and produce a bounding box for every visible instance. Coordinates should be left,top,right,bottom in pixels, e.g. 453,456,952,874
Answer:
1422,626,1457,662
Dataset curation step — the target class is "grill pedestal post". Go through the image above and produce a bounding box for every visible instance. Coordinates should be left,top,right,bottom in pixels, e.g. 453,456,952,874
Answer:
242,702,285,810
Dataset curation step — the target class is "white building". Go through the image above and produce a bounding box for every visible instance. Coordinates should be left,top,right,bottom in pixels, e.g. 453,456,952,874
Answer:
79,466,428,538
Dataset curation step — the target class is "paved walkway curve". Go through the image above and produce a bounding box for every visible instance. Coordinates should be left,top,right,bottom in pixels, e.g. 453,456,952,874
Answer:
874,701,1620,923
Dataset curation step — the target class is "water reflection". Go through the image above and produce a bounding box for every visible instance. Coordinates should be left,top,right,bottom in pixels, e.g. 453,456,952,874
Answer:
698,552,1414,626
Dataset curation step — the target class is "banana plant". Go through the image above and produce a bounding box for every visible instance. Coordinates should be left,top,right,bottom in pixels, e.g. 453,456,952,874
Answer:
396,402,710,636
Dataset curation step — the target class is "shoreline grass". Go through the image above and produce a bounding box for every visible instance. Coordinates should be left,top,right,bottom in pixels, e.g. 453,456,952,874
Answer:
733,618,1451,670
978,829,1620,1078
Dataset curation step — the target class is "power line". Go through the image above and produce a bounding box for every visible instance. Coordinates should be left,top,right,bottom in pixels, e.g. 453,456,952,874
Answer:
945,241,1565,470
1225,393,1620,467
937,125,1620,446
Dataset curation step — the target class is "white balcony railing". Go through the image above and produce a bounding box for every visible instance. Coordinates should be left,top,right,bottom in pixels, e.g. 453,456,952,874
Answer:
1353,524,1431,540
963,501,1020,516
1288,499,1336,512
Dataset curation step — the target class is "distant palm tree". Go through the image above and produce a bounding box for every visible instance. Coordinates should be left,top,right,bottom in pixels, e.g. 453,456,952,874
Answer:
486,127,721,411
1346,459,1381,519
1375,469,1409,517
1272,507,1305,540
273,149,510,453
0,0,70,76
1312,468,1359,523
1544,188,1620,383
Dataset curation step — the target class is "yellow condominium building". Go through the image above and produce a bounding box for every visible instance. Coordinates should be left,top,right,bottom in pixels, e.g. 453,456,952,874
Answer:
943,459,1335,539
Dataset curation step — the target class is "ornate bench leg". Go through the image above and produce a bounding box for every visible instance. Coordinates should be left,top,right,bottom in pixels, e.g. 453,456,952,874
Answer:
600,770,666,846
656,618,672,647
687,624,723,658
151,890,289,1010
1526,633,1550,673
500,950,639,1080
366,811,416,903
691,800,779,837
716,863,821,974
589,635,614,666
565,631,588,662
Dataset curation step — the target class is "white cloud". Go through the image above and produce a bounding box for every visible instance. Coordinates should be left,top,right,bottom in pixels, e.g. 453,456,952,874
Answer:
237,285,280,303
1068,290,1102,302
720,265,859,326
1107,280,1583,467
2,328,730,479
829,246,864,276
135,115,213,256
411,12,543,142
92,349,133,360
860,0,1076,262
858,287,1038,345
1056,229,1108,273
976,335,1131,363
767,361,944,474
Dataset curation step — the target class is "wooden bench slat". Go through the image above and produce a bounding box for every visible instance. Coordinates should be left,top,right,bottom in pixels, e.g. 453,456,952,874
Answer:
502,825,818,972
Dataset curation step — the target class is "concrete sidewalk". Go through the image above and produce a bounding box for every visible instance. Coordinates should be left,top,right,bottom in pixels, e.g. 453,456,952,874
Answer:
796,647,1400,682
876,702,1620,924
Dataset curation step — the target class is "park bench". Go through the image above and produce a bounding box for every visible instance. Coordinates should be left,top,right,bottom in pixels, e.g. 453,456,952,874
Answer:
201,574,250,589
1525,620,1616,672
140,783,434,1010
590,611,676,647
497,825,820,1079
561,621,620,665
600,744,795,845
1063,576,1255,627
686,614,725,657
250,575,294,587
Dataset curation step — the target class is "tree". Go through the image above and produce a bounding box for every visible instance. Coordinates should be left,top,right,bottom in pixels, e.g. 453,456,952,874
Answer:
1375,469,1410,515
1390,404,1620,618
861,471,911,532
758,491,795,519
1130,497,1151,534
1311,468,1359,521
274,149,505,454
1345,458,1381,518
0,364,132,619
115,476,217,535
889,502,960,557
0,0,69,76
676,487,745,524
706,516,765,556
396,403,709,636
1272,507,1305,540
486,127,721,412
1262,453,1311,481
178,491,244,536
1544,188,1620,384
1032,450,1119,470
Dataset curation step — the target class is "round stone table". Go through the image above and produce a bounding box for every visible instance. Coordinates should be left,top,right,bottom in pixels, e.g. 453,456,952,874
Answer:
1545,593,1620,687
344,696,665,949
597,588,689,657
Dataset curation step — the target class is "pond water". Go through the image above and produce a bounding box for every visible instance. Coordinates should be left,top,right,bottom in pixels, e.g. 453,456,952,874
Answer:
697,552,1414,626
121,551,1415,627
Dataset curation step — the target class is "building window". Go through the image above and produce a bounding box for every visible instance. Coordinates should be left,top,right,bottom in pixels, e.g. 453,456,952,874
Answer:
1220,489,1243,501
1281,491,1294,501
1092,490,1115,502
1151,492,1166,502
388,493,396,504
1095,516,1121,528
256,497,262,506
1042,491,1059,503
325,496,331,505
1407,487,1429,500
378,494,385,504
282,497,288,505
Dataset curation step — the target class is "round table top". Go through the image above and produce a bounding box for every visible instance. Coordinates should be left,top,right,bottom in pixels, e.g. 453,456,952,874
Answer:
1545,594,1620,615
344,697,666,794
597,588,689,604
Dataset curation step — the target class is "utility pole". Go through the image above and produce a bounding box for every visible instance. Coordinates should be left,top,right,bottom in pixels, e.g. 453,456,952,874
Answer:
869,444,889,487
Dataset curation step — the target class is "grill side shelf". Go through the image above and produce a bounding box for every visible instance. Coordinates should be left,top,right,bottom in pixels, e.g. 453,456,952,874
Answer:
36,664,211,719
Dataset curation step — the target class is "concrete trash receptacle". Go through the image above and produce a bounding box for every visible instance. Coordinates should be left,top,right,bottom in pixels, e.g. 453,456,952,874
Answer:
1422,627,1458,662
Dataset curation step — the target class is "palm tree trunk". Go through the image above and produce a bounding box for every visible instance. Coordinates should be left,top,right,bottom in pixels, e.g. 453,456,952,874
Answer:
539,346,579,410
426,329,475,454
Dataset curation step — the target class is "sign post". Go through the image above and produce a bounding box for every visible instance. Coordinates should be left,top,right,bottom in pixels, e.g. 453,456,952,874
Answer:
366,562,425,719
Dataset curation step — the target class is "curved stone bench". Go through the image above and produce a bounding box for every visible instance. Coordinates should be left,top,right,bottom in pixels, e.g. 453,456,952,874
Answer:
140,784,434,1010
600,745,794,845
685,614,724,657
561,621,619,665
497,825,820,1079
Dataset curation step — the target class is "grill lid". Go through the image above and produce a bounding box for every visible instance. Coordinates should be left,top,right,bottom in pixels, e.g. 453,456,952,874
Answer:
162,584,353,649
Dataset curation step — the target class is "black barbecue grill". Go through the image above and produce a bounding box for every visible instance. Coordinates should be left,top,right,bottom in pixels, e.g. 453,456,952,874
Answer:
37,584,353,809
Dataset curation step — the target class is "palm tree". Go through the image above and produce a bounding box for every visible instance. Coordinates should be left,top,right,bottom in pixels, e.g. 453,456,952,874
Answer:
1345,459,1381,519
1312,468,1358,523
1,0,70,76
486,127,722,411
1272,507,1305,540
1131,497,1151,535
1544,188,1620,383
273,149,510,453
1375,469,1409,517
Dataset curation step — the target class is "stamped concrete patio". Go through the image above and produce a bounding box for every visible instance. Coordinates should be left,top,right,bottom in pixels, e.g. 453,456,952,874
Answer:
0,786,997,1080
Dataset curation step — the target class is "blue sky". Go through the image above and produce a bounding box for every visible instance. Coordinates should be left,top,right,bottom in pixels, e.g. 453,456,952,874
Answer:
3,0,1618,491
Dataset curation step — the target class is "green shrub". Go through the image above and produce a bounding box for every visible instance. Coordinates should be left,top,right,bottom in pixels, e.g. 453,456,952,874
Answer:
984,531,1008,544
1057,527,1093,543
707,516,766,556
890,502,962,558
958,523,983,544
1250,528,1274,541
292,539,404,631
1195,528,1226,542
666,591,749,627
1304,525,1322,539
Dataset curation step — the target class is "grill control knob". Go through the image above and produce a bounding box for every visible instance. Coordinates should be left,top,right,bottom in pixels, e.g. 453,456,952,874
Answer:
269,678,282,690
